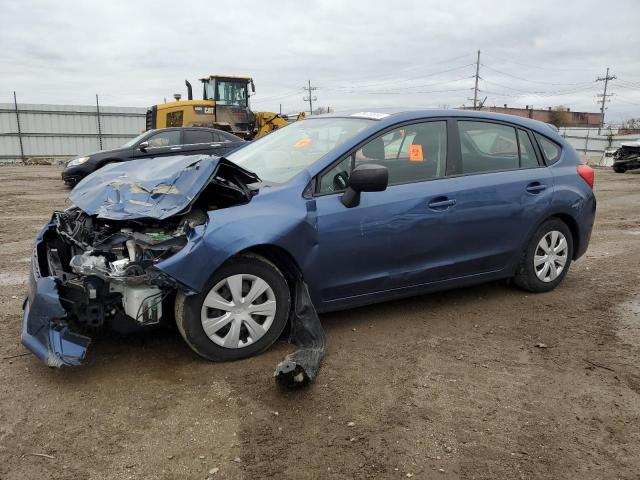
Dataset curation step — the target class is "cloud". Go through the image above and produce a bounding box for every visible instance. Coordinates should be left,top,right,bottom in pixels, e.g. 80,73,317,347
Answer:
1,0,639,122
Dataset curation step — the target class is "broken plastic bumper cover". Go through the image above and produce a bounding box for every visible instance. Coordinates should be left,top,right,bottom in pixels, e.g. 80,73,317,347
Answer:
22,276,90,367
274,274,326,388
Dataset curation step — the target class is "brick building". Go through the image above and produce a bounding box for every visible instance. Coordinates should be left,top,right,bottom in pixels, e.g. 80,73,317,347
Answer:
462,105,602,127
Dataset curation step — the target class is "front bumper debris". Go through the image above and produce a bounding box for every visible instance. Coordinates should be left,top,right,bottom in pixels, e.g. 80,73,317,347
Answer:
274,273,326,388
22,276,90,367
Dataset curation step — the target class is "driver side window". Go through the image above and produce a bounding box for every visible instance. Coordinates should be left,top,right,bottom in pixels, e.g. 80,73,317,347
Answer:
318,155,353,194
317,120,447,194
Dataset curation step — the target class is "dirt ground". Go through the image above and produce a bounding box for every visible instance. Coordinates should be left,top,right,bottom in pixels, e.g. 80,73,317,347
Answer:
0,165,639,480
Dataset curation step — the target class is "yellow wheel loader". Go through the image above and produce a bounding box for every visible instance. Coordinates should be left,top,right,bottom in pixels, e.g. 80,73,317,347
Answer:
146,75,304,140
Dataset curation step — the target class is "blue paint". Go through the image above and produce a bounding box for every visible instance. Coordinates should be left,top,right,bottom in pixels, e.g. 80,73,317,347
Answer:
22,109,596,367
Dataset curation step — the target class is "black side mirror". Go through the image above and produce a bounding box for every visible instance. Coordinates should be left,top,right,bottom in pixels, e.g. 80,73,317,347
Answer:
341,163,388,208
138,141,149,152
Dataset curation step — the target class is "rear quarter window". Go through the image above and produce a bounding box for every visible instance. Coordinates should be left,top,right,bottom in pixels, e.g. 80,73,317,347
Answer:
534,133,562,165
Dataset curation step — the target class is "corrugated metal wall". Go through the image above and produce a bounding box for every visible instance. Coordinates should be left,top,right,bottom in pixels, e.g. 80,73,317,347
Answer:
0,102,146,162
558,126,640,165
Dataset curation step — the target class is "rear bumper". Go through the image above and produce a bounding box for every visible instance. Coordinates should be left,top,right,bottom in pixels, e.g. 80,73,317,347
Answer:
21,220,90,367
574,194,596,260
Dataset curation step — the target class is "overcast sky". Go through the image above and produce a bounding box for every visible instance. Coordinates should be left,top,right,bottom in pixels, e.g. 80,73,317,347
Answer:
1,0,639,124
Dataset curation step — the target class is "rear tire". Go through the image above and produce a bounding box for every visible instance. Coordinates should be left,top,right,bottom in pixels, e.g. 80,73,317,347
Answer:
175,254,290,361
513,218,573,293
613,165,627,173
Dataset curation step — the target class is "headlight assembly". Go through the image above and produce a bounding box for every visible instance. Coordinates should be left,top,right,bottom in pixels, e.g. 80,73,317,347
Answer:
67,156,90,167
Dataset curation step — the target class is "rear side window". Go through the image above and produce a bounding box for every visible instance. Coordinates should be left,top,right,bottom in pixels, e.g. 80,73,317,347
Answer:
458,121,519,174
215,132,234,143
534,133,561,164
518,129,540,168
184,130,213,144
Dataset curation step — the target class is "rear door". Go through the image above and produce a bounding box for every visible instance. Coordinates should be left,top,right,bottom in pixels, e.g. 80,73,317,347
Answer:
433,119,554,277
133,129,183,158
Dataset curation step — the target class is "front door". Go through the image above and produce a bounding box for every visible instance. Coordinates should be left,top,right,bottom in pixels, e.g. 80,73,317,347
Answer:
308,120,453,304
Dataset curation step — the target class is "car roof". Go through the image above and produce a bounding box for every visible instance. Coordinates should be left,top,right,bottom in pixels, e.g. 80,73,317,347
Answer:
312,107,560,138
147,126,244,140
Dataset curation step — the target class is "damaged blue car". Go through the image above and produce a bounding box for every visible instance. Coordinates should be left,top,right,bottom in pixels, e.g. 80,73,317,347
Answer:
22,108,596,368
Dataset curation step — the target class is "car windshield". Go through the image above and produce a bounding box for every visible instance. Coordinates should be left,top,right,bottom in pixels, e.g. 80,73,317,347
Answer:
121,131,149,148
227,117,373,182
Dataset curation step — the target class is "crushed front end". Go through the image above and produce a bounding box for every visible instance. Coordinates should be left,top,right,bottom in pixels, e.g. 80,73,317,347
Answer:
22,155,260,367
22,207,203,367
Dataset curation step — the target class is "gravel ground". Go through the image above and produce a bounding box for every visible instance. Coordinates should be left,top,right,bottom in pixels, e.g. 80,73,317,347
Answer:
0,165,639,480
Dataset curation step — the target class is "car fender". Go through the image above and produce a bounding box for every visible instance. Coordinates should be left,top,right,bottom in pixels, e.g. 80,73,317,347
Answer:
154,178,319,294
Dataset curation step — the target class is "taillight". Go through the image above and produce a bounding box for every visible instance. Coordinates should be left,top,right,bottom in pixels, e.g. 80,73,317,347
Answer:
577,164,595,188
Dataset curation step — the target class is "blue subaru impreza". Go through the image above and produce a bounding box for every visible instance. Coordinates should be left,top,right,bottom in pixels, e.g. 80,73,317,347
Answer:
22,108,595,367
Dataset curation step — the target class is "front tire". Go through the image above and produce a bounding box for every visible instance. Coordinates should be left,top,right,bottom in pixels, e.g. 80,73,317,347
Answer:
613,165,627,173
175,254,290,361
513,218,573,293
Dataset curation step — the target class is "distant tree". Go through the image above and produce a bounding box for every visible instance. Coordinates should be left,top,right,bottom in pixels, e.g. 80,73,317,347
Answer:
313,107,327,115
549,105,572,127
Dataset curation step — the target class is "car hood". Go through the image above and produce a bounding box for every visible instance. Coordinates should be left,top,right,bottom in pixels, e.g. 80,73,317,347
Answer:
69,155,260,220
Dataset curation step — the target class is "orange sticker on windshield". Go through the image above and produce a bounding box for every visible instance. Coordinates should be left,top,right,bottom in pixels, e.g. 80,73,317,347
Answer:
409,144,424,162
293,138,313,148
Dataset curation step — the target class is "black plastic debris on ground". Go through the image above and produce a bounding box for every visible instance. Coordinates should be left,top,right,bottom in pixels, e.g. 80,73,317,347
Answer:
274,276,325,389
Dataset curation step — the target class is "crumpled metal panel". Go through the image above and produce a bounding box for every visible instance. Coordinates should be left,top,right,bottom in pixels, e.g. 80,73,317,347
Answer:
21,277,90,367
69,155,258,221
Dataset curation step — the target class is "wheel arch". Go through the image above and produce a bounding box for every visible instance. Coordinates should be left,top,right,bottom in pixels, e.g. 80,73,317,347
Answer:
96,158,121,169
237,244,304,290
547,213,580,260
516,211,582,269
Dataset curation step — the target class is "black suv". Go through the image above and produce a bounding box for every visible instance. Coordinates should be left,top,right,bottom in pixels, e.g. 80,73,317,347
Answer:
62,127,246,185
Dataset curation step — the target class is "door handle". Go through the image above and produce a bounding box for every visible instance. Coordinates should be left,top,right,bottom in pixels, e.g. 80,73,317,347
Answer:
526,182,546,193
209,143,222,148
170,146,182,151
428,197,456,210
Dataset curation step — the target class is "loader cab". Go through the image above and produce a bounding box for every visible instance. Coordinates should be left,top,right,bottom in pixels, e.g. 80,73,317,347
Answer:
199,75,256,138
200,75,255,108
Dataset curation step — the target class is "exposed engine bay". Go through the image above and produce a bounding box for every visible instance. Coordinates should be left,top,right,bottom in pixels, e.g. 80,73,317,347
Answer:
43,207,207,331
23,155,262,367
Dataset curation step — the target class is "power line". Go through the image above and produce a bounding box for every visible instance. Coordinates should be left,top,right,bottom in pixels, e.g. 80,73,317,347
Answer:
329,75,474,94
319,52,476,88
325,63,475,91
481,52,601,74
303,80,318,115
596,67,616,133
480,78,599,96
481,64,595,86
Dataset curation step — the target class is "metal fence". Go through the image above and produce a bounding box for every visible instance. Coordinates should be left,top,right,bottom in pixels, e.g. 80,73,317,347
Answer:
0,97,146,163
557,126,639,166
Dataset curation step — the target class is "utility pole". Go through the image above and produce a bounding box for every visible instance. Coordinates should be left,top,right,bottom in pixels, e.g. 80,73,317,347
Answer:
303,80,317,115
472,50,481,110
13,91,25,162
596,67,616,134
95,94,103,150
